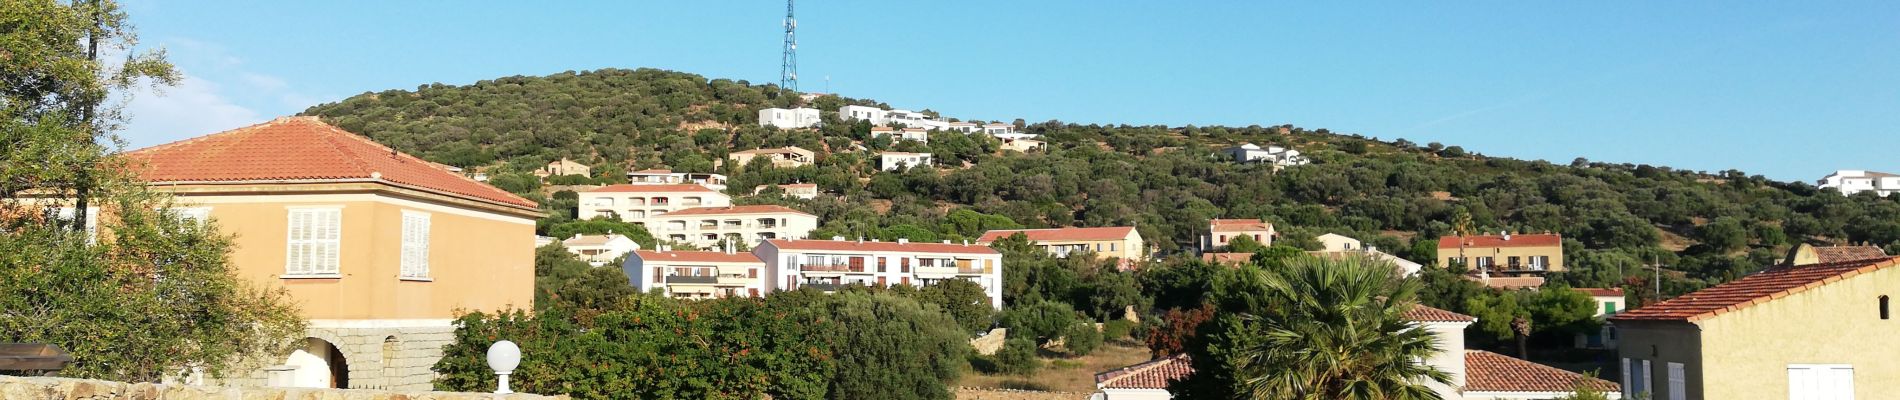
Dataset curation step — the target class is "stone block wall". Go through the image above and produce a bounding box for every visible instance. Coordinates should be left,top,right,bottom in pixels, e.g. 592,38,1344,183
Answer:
217,324,457,391
0,375,563,399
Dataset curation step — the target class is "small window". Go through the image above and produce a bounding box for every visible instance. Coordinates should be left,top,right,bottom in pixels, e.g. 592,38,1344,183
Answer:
1881,296,1890,320
285,207,342,276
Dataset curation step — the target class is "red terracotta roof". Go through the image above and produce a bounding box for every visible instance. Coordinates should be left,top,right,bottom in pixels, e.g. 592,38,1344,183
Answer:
632,250,763,264
977,227,1137,243
658,205,812,217
122,116,536,209
1463,350,1620,393
1095,355,1191,390
1611,256,1900,322
1404,304,1477,323
1437,234,1563,249
763,239,999,255
1815,246,1888,264
585,184,719,193
1209,218,1272,232
1575,287,1625,297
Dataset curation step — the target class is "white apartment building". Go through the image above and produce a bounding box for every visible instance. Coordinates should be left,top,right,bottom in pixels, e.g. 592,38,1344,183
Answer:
754,238,1005,308
879,152,934,171
626,169,729,190
1818,169,1900,197
645,205,818,249
872,127,929,143
578,184,732,221
948,121,979,133
1222,143,1308,167
561,233,641,266
838,105,950,130
623,248,768,299
758,107,821,129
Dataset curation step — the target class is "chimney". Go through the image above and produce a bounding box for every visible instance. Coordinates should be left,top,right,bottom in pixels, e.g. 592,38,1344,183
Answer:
572,234,582,239
897,238,910,245
1501,231,1511,241
832,236,846,241
962,240,969,246
942,240,952,244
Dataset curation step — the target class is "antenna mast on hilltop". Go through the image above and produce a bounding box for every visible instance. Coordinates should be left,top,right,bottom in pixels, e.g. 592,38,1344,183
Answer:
779,0,799,93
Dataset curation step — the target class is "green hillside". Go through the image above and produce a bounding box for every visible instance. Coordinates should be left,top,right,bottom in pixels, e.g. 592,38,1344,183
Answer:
302,67,1900,296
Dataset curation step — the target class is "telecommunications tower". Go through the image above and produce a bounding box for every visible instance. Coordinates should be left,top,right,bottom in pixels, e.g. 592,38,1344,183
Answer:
780,0,798,92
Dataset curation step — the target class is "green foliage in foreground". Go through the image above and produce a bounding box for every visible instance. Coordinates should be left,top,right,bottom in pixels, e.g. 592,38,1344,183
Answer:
434,290,968,400
1178,257,1451,400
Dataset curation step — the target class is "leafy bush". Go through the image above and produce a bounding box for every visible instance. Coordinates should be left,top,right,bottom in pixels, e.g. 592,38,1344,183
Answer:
1102,319,1136,342
1000,300,1080,345
992,338,1041,376
1063,322,1103,356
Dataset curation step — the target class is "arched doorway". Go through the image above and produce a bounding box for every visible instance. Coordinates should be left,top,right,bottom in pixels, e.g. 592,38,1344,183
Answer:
284,337,349,388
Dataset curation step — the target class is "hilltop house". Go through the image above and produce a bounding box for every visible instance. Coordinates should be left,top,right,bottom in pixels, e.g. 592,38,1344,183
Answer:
872,126,929,143
1574,287,1626,349
1202,218,1274,250
838,105,951,130
879,152,934,171
1817,170,1900,197
1610,249,1900,400
114,116,540,390
728,146,816,169
624,169,728,190
561,233,640,266
947,121,979,133
758,107,820,129
624,248,767,299
982,122,1017,135
1221,143,1307,167
998,135,1045,153
1316,233,1361,251
645,205,818,249
1094,305,1620,399
578,184,731,221
755,238,1005,308
978,227,1147,264
754,183,820,199
535,158,591,178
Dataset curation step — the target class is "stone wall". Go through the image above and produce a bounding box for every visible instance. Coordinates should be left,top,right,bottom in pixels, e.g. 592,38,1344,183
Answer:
0,375,563,399
953,387,1092,400
216,324,456,391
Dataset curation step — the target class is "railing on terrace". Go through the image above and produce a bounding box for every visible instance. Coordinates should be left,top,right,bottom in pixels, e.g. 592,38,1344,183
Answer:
667,275,718,284
801,264,864,273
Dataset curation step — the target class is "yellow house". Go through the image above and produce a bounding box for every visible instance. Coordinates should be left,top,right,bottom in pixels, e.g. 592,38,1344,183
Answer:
122,116,541,390
1437,233,1565,274
1610,253,1900,400
978,227,1145,264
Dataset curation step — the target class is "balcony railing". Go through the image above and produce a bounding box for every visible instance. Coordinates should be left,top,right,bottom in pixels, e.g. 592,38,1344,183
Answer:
667,275,718,284
716,275,752,285
801,264,865,273
802,282,842,292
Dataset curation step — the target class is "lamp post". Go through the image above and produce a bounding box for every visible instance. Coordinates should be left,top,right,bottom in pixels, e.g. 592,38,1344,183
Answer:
486,340,521,394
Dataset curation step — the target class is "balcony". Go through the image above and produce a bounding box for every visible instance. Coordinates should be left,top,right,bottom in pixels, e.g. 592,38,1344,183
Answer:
802,282,842,292
917,265,987,276
667,275,717,284
801,264,866,273
716,274,752,285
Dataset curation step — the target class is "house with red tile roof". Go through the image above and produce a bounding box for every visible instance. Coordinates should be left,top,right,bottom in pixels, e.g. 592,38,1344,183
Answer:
1202,218,1274,250
1610,255,1900,400
1438,233,1566,284
977,226,1147,263
117,116,540,390
1094,304,1617,399
1574,287,1627,349
755,237,1003,308
624,248,768,299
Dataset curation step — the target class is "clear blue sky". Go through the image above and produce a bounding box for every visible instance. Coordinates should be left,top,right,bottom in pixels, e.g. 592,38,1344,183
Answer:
117,1,1900,181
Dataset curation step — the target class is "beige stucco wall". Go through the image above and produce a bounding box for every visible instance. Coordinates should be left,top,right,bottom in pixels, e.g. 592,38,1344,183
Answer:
1438,245,1566,272
1029,231,1146,261
171,189,535,320
1693,265,1900,400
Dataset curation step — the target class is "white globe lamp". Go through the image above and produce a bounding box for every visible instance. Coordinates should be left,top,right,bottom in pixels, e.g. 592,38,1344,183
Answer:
485,340,522,394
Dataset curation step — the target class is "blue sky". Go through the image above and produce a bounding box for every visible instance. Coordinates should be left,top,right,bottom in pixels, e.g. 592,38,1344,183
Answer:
117,1,1900,181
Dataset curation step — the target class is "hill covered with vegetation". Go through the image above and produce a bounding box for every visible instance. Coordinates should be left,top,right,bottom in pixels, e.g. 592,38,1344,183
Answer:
302,67,1900,300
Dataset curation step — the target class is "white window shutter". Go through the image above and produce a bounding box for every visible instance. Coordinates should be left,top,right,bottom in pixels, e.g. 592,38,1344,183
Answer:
1668,362,1686,400
1621,358,1631,394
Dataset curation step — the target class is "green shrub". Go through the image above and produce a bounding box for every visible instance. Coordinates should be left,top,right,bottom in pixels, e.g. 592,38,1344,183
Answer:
1102,320,1136,342
1064,322,1103,356
993,338,1041,376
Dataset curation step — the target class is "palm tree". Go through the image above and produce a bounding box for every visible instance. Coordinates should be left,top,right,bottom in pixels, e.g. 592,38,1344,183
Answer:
1189,256,1453,400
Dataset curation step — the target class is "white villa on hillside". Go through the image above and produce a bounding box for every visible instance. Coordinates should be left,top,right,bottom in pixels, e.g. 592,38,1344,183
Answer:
758,107,820,129
755,238,1005,308
562,233,641,266
755,183,820,199
982,123,1017,135
1222,143,1307,167
839,105,951,131
625,169,728,190
729,146,816,169
872,126,929,143
880,152,933,171
1818,169,1900,196
578,184,731,221
646,205,818,249
624,248,768,299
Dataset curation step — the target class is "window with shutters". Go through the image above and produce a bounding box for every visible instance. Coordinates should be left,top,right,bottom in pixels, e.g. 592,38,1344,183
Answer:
285,207,342,277
1667,362,1686,400
1788,364,1853,400
400,211,431,280
169,207,211,224
1621,358,1632,395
